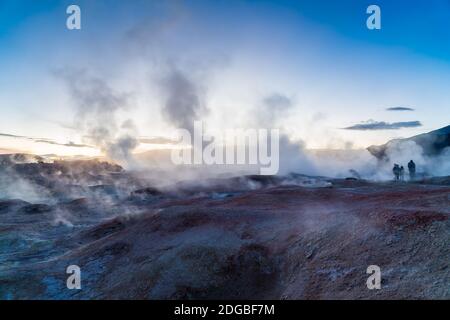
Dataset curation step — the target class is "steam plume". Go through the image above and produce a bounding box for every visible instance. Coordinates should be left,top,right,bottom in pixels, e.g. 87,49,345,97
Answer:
55,69,139,165
159,67,207,134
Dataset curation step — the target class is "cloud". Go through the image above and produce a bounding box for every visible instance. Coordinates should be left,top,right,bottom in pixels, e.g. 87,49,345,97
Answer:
343,120,422,131
33,139,92,148
0,133,92,148
55,68,139,163
0,133,28,139
386,107,415,111
249,93,316,175
138,137,178,145
263,94,293,111
159,67,208,134
255,93,294,128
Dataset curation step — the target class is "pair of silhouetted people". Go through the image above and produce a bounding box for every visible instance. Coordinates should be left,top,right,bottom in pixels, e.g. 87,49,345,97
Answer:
393,160,416,181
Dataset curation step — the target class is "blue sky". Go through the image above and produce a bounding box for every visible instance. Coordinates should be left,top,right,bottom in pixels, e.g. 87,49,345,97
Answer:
0,0,449,154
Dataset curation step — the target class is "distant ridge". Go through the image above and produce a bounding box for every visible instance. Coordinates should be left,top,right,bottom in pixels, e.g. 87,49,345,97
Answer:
0,153,44,165
368,125,450,159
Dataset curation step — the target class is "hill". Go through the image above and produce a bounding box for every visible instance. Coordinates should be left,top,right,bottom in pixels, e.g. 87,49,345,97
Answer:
368,125,450,159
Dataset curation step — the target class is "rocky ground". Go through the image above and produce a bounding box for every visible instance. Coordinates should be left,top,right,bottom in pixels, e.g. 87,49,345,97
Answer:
0,157,449,299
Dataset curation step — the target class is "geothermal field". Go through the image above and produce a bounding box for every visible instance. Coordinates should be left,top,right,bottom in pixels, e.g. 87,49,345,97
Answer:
0,153,448,299
2,0,450,305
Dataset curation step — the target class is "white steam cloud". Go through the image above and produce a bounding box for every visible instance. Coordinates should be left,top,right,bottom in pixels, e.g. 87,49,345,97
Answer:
55,69,139,165
159,67,208,135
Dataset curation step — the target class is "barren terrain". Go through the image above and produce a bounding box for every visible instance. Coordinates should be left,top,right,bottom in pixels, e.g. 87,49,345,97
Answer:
0,157,449,299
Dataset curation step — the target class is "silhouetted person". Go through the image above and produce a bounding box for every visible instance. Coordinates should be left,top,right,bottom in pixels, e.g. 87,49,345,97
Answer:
408,160,416,180
393,164,400,181
400,166,405,181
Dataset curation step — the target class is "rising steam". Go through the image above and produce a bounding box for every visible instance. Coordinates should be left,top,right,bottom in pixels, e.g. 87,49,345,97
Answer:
55,69,139,165
159,67,208,135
